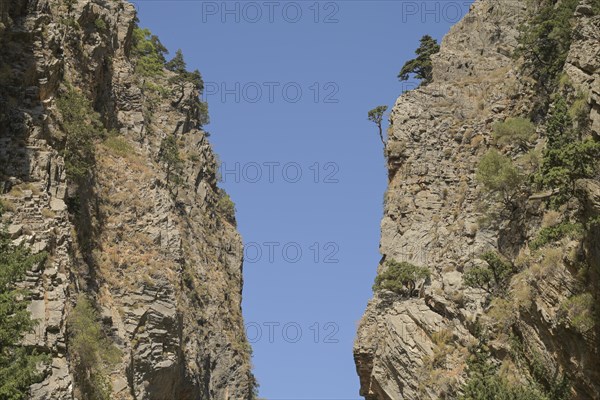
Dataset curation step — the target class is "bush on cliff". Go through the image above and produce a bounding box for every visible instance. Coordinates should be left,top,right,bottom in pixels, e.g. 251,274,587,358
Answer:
373,259,430,297
463,251,514,295
493,118,536,150
477,150,524,207
69,296,121,400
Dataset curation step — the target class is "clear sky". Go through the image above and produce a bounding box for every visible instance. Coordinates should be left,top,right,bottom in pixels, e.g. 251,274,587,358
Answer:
136,1,472,398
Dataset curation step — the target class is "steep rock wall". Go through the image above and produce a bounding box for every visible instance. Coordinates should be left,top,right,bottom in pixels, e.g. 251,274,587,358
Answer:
355,1,600,399
0,1,254,399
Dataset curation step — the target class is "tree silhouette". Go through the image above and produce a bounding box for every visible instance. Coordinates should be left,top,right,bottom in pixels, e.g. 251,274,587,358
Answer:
368,105,388,145
398,35,440,85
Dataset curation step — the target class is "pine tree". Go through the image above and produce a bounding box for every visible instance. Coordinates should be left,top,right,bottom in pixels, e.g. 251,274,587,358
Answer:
398,35,440,85
0,207,48,399
165,49,186,74
159,135,183,187
367,105,388,145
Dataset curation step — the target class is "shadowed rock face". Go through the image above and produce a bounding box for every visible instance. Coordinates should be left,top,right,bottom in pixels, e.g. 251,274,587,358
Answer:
0,1,254,399
355,1,600,399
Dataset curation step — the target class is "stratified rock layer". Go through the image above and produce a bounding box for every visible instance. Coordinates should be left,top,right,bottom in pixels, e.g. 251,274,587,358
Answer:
355,1,600,399
0,0,254,399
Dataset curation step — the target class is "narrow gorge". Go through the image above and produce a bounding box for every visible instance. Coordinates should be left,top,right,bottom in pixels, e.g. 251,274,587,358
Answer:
1,0,600,399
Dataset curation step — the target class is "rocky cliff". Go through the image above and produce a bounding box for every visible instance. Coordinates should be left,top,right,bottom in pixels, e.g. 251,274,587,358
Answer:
0,0,255,399
355,0,600,399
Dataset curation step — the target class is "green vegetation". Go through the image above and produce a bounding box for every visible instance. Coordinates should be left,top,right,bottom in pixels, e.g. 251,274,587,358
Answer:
460,345,557,400
103,135,133,158
398,35,440,85
530,221,583,250
367,105,388,145
217,192,236,221
493,117,536,150
165,49,209,127
56,86,106,183
463,252,514,295
537,97,600,207
568,94,590,131
559,293,595,334
94,18,107,31
69,296,121,400
373,259,430,297
131,27,167,77
159,135,183,187
166,49,204,93
0,207,48,399
131,29,211,132
517,0,579,113
476,150,524,207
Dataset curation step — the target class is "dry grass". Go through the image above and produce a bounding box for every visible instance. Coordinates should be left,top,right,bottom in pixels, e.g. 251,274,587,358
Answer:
103,136,135,159
530,247,563,279
541,210,561,228
41,208,56,219
0,198,17,212
487,298,516,333
470,135,484,149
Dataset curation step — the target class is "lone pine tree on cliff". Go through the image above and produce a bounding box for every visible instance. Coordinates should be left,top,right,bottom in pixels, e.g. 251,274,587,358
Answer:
368,105,388,145
398,35,440,85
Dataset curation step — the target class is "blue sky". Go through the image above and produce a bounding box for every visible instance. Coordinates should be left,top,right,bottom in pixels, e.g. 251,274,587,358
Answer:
136,1,472,398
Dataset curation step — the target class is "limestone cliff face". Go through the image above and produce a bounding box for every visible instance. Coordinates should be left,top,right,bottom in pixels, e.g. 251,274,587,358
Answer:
0,1,254,399
355,1,600,399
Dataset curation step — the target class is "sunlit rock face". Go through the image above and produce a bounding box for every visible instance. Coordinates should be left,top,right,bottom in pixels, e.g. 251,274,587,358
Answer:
355,1,600,398
0,1,254,398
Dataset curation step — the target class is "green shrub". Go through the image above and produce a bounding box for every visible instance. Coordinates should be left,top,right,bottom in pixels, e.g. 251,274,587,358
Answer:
198,101,210,127
217,192,236,220
530,221,583,250
0,209,49,399
373,259,430,297
568,95,590,130
460,348,551,400
103,135,133,158
559,293,595,334
477,150,524,206
159,135,183,187
493,117,536,150
94,18,107,31
463,252,514,294
131,27,167,77
69,296,121,400
56,86,106,183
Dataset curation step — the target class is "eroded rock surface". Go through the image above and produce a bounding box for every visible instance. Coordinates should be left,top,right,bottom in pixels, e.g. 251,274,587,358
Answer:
0,1,254,399
355,1,600,399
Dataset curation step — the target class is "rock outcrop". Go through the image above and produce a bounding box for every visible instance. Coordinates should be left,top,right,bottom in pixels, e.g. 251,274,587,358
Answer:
0,0,254,399
355,1,600,399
